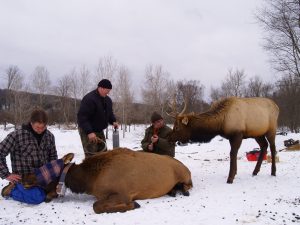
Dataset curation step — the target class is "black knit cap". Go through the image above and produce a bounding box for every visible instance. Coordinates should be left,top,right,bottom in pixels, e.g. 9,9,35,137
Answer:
98,79,112,89
151,111,163,123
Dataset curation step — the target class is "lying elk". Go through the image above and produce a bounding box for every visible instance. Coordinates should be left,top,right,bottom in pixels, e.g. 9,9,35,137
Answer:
167,97,279,183
22,148,193,213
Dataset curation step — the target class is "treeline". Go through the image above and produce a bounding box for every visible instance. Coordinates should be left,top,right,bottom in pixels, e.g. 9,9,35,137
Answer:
0,62,300,132
0,88,149,127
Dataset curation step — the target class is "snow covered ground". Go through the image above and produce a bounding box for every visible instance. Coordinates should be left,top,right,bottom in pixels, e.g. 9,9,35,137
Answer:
0,124,299,225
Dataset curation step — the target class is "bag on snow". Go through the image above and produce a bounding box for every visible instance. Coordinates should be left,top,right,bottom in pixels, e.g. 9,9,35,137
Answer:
10,183,46,204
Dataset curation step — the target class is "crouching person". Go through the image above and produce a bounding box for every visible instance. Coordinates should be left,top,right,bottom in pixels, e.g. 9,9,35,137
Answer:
0,109,58,204
141,112,175,157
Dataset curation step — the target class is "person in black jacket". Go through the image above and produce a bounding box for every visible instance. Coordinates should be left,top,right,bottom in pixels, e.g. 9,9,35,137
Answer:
77,79,119,157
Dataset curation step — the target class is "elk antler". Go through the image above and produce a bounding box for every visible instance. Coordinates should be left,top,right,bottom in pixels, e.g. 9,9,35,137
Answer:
166,96,188,118
166,111,176,118
178,98,187,116
166,95,177,118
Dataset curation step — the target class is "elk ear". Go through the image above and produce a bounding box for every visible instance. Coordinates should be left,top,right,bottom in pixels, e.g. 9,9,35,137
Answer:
62,153,74,164
181,116,189,125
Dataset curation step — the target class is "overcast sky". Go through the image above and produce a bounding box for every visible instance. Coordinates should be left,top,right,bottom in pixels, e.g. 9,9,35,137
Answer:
0,0,273,94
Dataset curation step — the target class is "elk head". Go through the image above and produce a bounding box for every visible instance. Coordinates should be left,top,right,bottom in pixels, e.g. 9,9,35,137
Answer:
167,98,191,142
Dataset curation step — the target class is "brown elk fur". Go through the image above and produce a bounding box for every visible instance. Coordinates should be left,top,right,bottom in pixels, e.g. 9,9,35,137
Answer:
168,97,279,184
22,148,192,213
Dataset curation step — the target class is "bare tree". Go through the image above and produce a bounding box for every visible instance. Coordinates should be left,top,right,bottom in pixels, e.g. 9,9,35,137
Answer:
275,75,300,132
31,65,51,106
95,56,118,101
5,65,22,90
95,55,118,82
209,68,246,99
67,68,80,124
10,74,24,126
4,67,32,127
176,80,205,112
210,86,223,102
221,68,246,97
13,84,32,127
55,75,72,125
141,64,170,115
114,65,134,137
78,65,92,99
256,0,300,77
245,76,274,97
4,65,22,110
261,82,274,97
2,66,31,127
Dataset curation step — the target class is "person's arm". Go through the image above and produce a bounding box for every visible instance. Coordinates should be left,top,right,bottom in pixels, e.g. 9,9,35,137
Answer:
77,96,95,134
141,129,152,152
155,137,175,154
48,132,58,161
155,129,175,156
107,97,117,125
0,132,17,180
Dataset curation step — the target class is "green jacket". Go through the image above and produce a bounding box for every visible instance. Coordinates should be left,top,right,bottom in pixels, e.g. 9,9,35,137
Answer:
141,125,175,157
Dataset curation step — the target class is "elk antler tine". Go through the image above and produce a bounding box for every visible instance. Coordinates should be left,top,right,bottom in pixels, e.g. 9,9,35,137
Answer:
166,111,176,118
178,98,187,116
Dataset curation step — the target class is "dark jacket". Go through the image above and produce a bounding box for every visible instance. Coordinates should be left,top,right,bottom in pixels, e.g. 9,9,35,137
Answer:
141,125,175,157
0,125,57,179
77,89,116,135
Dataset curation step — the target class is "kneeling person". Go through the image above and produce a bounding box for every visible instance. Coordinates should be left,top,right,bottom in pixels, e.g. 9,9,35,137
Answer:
0,109,58,204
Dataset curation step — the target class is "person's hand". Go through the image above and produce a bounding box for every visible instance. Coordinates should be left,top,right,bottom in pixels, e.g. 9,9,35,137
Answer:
6,173,21,183
113,122,119,129
88,133,98,143
148,143,153,151
151,134,159,144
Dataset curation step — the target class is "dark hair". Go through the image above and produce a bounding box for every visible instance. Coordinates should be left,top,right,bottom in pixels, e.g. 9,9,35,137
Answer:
30,109,48,124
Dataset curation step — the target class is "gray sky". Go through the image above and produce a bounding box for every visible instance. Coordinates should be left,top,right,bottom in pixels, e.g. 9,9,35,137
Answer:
0,0,273,94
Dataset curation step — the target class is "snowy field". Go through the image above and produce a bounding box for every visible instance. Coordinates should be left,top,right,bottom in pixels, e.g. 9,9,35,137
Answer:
0,124,299,225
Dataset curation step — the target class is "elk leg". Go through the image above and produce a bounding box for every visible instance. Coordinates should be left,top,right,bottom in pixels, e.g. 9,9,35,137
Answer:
93,194,140,214
266,133,277,176
45,190,58,202
167,189,177,197
44,182,59,202
182,180,193,196
253,136,268,176
169,182,191,197
227,135,242,184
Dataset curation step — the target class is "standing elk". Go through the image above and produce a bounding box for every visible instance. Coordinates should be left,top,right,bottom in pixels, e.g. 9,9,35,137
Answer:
168,97,279,183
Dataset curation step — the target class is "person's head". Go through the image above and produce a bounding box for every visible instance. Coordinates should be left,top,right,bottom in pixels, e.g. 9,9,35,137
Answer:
30,109,48,134
97,79,112,97
151,111,164,129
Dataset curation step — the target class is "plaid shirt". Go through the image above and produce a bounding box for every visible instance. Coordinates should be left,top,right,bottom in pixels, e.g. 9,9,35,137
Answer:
0,127,58,179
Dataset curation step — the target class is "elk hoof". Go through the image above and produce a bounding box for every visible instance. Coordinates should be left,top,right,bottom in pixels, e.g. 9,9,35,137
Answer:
182,191,190,196
226,178,233,184
252,171,258,176
168,190,176,197
133,201,140,209
44,197,52,203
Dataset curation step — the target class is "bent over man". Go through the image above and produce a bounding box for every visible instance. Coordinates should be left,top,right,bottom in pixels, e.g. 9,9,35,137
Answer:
77,79,119,157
